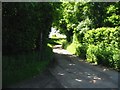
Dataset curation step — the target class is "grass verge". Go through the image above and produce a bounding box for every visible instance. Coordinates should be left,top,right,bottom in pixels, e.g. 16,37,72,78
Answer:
66,43,77,54
2,45,53,87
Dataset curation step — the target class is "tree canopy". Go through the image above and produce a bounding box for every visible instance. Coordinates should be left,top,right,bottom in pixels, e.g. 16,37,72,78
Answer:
52,2,120,42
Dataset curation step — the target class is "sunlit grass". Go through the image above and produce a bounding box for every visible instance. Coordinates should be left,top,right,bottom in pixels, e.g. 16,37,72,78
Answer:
66,43,77,54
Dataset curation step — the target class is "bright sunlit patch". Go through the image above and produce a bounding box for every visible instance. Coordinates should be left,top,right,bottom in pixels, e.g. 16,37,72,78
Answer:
90,62,97,65
58,73,64,76
49,27,66,38
87,74,102,81
87,73,91,76
53,49,61,53
61,50,73,55
87,76,92,78
89,80,96,83
93,76,101,80
53,45,73,55
75,79,82,82
103,68,109,71
69,64,75,66
53,45,62,48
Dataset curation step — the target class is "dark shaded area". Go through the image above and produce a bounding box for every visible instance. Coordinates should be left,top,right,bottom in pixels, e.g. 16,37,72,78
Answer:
2,2,53,55
2,2,54,87
4,70,64,88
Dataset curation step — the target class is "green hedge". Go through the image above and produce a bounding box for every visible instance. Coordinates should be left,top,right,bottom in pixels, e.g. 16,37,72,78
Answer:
83,27,120,49
71,27,120,71
84,27,120,70
86,44,120,70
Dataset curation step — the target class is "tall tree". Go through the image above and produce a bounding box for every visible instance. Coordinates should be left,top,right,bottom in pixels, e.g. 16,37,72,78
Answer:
2,2,53,55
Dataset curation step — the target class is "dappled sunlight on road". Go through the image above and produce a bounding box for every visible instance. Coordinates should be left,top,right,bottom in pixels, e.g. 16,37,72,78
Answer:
69,64,75,66
57,73,65,76
75,79,82,82
50,45,119,88
103,68,109,72
89,80,96,84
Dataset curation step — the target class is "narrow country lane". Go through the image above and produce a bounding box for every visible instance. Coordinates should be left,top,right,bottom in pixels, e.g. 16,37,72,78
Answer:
8,45,119,89
49,45,119,88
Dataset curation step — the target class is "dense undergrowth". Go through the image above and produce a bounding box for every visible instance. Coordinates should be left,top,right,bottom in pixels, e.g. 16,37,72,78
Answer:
62,27,120,71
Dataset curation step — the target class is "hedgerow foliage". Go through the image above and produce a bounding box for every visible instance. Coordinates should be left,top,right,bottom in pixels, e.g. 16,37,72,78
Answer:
83,27,120,48
76,27,120,70
54,2,120,71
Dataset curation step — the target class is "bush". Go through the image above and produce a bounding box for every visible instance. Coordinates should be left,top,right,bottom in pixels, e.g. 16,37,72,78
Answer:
75,43,87,59
86,43,120,71
86,45,98,63
112,48,120,70
82,27,120,71
83,27,120,48
96,43,114,66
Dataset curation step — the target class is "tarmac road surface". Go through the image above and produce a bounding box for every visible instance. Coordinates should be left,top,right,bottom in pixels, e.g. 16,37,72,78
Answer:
50,45,119,88
7,45,119,89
